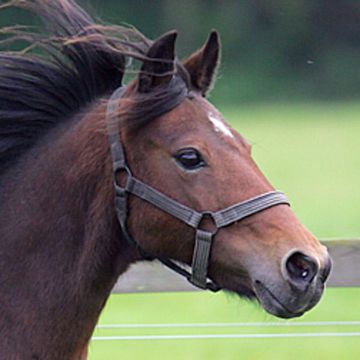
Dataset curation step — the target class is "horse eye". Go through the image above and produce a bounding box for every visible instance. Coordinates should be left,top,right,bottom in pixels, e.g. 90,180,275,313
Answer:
174,148,206,170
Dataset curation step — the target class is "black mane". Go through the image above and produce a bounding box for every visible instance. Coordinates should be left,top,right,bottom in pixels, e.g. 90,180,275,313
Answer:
0,0,156,176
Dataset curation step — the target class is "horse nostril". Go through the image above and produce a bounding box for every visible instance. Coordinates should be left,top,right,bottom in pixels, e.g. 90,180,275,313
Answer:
285,252,319,286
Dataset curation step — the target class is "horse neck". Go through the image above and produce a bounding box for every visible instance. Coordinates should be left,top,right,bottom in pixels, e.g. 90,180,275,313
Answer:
43,101,140,289
0,101,139,359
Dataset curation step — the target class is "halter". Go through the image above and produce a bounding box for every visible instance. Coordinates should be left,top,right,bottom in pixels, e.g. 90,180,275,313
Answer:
106,86,290,292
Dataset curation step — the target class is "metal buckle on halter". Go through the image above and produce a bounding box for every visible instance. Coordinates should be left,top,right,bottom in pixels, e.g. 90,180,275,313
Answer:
113,164,133,227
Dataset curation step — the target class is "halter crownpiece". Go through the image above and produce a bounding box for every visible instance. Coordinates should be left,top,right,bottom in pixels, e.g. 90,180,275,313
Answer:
106,85,290,292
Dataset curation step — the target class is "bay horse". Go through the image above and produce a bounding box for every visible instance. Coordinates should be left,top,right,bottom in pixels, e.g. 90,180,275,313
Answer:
0,0,331,359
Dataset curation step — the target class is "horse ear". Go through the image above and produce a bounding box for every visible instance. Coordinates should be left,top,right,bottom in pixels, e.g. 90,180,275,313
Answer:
183,31,220,96
138,31,177,93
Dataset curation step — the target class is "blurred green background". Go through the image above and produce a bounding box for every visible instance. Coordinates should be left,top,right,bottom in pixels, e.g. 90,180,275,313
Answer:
0,0,359,359
97,0,360,104
0,0,359,104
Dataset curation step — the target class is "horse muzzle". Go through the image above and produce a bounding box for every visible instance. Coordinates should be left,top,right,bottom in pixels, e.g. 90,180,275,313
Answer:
253,253,332,318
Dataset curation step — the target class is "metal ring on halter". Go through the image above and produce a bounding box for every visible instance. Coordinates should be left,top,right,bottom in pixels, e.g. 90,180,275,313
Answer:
114,165,132,193
197,211,218,234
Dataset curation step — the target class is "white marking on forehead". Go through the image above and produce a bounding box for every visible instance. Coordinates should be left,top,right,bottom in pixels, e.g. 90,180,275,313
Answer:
208,112,234,138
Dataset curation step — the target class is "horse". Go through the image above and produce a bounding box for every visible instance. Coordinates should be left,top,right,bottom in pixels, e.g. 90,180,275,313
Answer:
0,0,331,359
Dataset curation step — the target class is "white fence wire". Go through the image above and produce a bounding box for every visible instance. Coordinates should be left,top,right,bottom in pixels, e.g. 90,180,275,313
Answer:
92,332,360,341
93,321,360,341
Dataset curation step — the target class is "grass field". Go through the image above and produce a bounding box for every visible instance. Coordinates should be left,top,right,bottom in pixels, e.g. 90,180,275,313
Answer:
89,102,360,360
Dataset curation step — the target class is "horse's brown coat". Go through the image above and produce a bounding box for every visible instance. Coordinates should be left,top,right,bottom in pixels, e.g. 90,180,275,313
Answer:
0,1,331,359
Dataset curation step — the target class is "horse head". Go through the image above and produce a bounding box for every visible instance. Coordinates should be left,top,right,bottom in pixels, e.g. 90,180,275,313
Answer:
110,31,332,319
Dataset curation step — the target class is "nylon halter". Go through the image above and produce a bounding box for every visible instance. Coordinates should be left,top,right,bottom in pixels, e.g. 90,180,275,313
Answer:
106,86,290,292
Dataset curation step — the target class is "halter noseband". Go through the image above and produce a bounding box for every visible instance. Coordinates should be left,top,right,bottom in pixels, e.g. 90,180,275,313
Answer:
106,86,290,292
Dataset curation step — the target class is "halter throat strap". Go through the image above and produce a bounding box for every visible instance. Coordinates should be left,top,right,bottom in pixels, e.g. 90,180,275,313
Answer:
106,86,290,291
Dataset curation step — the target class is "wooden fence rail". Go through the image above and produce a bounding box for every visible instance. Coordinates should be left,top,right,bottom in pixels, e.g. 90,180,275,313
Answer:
112,239,360,293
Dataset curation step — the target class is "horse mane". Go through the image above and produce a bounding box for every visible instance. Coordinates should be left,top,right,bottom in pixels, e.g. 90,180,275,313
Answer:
0,0,188,177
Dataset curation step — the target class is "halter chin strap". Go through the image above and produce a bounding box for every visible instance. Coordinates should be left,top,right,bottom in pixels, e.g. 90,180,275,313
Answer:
106,86,290,292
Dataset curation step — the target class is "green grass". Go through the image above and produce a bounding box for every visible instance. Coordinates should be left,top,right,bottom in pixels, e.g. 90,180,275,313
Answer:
89,102,360,359
91,289,360,360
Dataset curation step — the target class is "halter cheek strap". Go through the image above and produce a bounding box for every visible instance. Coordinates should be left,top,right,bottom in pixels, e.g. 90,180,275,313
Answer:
106,86,290,292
